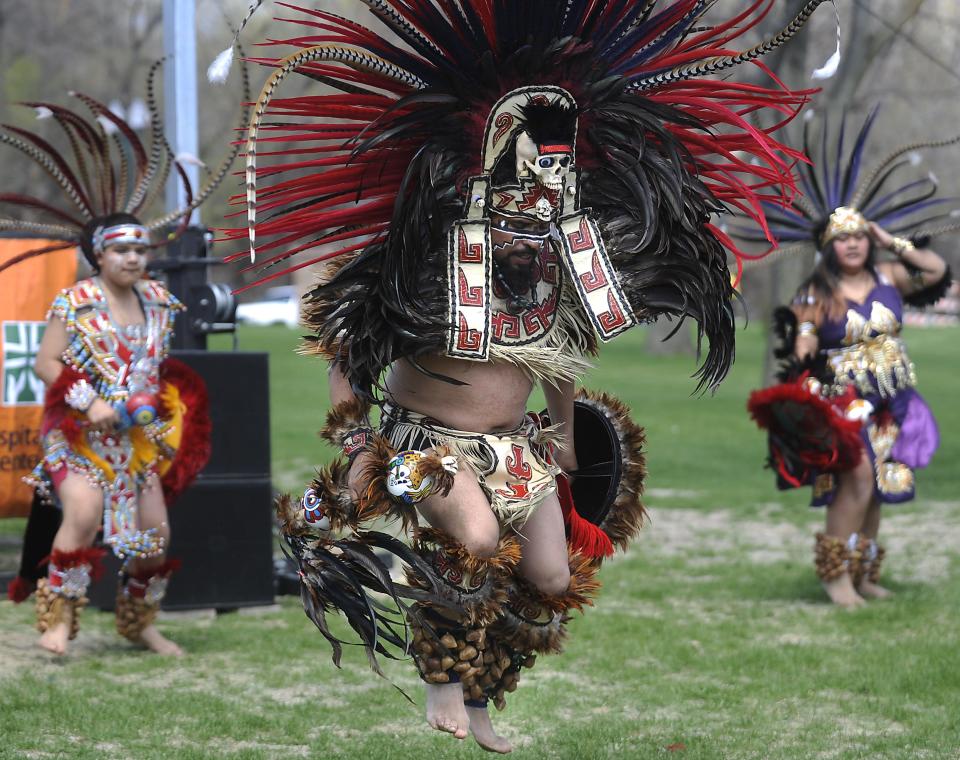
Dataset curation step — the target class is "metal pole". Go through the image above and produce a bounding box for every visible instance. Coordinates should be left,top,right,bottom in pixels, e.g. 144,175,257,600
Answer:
162,0,200,222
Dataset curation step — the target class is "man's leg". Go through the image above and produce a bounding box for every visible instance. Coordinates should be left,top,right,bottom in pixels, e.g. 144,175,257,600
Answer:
414,464,504,742
463,493,571,753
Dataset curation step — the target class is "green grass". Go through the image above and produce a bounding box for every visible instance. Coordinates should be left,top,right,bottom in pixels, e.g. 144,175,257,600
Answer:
1,323,958,759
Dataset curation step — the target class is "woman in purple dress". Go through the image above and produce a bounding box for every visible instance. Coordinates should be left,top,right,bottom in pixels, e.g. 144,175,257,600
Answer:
790,211,946,607
743,110,956,607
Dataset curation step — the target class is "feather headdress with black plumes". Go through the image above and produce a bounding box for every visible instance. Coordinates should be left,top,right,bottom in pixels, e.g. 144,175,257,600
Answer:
225,0,832,393
735,106,960,265
0,58,250,272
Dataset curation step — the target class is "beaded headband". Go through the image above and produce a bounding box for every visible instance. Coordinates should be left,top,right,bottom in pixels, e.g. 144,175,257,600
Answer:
92,224,149,254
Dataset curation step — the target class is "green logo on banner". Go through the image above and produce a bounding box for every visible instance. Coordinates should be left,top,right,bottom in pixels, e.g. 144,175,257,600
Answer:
2,321,46,406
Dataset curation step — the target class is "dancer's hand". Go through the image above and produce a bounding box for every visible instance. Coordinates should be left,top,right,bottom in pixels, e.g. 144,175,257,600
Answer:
86,398,121,431
868,221,895,250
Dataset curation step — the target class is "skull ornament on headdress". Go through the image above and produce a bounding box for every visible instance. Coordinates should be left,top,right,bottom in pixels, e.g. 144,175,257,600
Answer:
481,92,579,224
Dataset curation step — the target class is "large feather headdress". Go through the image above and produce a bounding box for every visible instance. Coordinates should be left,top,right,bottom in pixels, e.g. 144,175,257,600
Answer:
225,0,831,391
0,58,249,273
735,106,960,263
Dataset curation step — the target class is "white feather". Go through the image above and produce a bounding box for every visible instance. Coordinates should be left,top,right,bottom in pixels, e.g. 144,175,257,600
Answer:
811,48,840,80
207,45,235,85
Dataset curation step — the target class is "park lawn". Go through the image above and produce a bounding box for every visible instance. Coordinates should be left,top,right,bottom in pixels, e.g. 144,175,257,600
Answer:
0,323,958,759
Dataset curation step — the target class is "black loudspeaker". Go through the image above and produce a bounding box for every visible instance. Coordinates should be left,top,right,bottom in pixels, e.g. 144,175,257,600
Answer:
162,477,274,609
90,350,275,610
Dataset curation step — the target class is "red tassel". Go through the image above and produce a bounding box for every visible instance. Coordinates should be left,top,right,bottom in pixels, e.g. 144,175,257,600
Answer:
43,547,108,580
6,576,35,603
556,474,614,559
127,557,182,584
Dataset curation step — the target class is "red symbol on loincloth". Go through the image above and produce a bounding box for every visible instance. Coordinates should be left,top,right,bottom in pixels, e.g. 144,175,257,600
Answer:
505,444,532,480
496,482,530,500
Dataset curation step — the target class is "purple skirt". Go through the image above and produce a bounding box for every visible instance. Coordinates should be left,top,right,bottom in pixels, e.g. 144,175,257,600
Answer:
809,387,938,507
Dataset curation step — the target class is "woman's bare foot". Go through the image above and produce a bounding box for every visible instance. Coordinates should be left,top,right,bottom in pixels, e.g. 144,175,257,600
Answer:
38,622,70,655
858,579,893,600
425,682,469,739
822,573,866,608
136,624,184,656
466,704,512,753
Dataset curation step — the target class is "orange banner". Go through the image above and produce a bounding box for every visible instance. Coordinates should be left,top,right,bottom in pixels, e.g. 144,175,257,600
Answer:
0,240,77,517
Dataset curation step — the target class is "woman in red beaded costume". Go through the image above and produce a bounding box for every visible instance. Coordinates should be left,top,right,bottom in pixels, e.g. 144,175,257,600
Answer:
0,61,243,654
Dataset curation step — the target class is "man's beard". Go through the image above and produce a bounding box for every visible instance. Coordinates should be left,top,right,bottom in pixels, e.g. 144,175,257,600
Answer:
499,256,535,291
493,247,540,314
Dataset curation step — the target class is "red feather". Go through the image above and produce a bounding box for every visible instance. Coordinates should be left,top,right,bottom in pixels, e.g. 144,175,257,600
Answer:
158,358,212,505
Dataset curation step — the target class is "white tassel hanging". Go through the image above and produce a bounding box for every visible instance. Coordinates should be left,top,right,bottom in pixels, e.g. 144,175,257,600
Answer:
811,1,841,81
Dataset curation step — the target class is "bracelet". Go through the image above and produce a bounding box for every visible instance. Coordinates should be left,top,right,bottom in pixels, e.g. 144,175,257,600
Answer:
341,427,373,464
64,379,97,412
798,321,817,338
889,236,915,256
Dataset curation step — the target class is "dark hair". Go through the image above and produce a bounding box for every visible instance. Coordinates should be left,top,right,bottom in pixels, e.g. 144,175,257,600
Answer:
79,212,144,272
799,237,877,320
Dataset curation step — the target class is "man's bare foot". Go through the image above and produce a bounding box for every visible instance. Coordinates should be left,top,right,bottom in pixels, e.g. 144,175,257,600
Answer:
466,704,512,753
822,573,866,608
425,682,469,739
136,624,184,656
38,622,70,655
858,579,893,600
